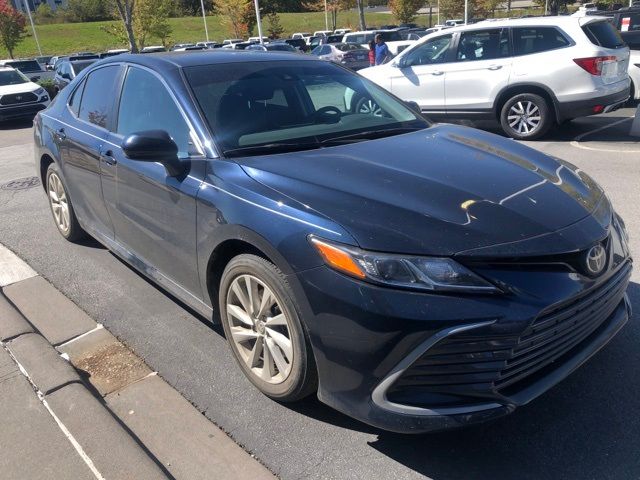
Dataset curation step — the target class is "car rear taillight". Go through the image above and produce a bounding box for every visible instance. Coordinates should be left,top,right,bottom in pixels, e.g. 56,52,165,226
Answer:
573,56,616,76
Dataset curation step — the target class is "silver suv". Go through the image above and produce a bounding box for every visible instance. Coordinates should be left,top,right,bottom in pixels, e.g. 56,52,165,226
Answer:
359,16,630,139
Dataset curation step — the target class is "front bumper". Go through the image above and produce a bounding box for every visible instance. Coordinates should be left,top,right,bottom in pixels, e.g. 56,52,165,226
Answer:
295,226,632,433
0,102,48,121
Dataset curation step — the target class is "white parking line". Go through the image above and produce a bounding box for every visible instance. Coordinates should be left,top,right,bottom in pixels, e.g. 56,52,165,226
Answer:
570,117,640,153
0,244,37,287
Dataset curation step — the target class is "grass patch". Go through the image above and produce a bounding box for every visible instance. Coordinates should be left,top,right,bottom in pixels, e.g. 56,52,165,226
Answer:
5,11,419,57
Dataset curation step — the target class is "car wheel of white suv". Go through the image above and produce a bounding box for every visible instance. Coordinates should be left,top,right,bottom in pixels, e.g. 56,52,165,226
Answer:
500,93,552,141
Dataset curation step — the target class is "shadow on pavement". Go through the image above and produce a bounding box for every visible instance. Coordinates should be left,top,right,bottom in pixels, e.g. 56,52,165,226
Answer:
366,281,640,479
0,118,34,131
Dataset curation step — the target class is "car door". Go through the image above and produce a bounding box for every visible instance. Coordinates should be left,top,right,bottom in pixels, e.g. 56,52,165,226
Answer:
101,66,205,297
56,65,122,239
389,34,453,112
444,28,512,114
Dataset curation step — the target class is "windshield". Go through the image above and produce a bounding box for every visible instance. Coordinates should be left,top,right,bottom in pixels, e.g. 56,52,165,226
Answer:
184,60,429,157
0,69,29,86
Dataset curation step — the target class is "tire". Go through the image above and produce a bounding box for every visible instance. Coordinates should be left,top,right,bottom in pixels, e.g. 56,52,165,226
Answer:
499,93,553,140
45,163,86,241
219,254,317,402
352,94,384,117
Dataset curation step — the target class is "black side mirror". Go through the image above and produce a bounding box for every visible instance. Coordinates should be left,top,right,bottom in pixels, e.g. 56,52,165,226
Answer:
405,101,421,114
122,130,184,177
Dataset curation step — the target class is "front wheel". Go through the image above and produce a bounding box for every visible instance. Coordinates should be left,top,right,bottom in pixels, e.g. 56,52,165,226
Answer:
219,254,317,402
499,93,552,140
46,163,85,241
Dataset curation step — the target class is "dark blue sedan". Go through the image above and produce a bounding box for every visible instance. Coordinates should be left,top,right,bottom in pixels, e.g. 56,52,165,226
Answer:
33,51,632,433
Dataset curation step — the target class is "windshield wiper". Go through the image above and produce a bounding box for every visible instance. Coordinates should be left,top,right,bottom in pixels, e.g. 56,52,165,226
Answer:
222,142,320,157
320,127,426,145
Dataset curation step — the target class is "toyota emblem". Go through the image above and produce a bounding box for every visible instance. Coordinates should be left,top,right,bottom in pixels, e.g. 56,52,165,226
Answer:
585,244,606,276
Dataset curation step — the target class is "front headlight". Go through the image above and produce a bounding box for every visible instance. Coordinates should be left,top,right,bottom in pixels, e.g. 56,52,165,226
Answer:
34,87,46,96
309,236,498,293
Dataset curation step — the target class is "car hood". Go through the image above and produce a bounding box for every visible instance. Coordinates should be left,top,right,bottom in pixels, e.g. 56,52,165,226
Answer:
238,124,606,256
0,82,40,95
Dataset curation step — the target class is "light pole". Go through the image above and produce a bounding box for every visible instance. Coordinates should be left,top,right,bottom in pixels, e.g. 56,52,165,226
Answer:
22,0,42,56
254,0,264,44
325,0,329,31
200,0,209,42
464,0,468,24
437,0,440,25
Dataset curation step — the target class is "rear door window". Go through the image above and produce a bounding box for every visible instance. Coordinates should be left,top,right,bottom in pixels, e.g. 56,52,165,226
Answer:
512,27,570,55
78,65,121,129
582,21,626,48
456,29,509,61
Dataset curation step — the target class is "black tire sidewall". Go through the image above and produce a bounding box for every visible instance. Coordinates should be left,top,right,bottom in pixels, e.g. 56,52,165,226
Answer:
45,163,84,241
500,93,552,140
218,254,316,401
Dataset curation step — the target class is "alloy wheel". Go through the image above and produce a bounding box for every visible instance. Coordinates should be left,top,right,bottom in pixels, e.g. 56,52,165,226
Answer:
48,172,70,234
507,101,541,135
226,274,293,384
356,97,383,117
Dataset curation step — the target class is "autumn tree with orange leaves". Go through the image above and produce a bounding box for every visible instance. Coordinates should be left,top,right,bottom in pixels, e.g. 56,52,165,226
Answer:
0,0,27,59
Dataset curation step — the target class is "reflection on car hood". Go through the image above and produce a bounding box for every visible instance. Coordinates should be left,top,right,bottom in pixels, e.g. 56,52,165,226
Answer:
238,124,607,256
0,82,40,95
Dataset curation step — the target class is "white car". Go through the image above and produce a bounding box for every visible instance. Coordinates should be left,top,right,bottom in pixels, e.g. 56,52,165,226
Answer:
359,16,630,139
222,39,244,45
314,30,333,37
334,28,352,35
343,30,414,56
291,32,311,40
628,50,640,101
248,36,269,43
0,66,50,122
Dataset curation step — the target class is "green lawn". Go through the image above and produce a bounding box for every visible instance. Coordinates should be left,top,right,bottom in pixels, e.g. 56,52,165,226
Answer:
5,11,421,58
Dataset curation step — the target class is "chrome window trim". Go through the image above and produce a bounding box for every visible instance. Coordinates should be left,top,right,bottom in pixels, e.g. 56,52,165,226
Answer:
371,320,503,416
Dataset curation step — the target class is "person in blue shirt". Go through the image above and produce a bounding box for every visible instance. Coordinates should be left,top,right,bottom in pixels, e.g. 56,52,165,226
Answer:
374,34,390,65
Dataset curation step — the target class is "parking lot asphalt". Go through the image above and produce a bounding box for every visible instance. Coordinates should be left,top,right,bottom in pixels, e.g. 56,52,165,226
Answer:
0,110,638,480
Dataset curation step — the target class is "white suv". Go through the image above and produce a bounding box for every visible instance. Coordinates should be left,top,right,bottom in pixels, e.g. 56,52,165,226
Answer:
0,66,50,122
359,16,630,139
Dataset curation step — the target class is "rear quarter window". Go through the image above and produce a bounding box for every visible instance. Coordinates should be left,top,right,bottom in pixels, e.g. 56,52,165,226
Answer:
582,21,626,48
512,27,571,55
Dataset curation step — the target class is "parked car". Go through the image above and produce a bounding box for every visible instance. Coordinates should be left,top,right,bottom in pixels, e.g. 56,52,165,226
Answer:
311,43,370,69
326,34,344,44
401,28,429,40
584,4,640,50
223,39,244,45
99,49,129,59
245,43,298,52
222,41,257,50
272,38,308,52
36,55,52,67
196,41,223,49
34,50,633,434
313,30,332,37
50,55,99,72
334,28,351,35
628,49,640,101
53,58,97,92
171,43,196,51
0,66,50,121
343,30,414,56
0,59,48,81
445,19,465,27
291,32,311,40
173,46,206,51
248,36,269,43
360,16,630,140
307,36,324,51
141,46,167,53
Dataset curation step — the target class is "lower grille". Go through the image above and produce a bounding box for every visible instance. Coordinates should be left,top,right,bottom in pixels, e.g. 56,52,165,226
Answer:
0,92,38,106
387,263,631,407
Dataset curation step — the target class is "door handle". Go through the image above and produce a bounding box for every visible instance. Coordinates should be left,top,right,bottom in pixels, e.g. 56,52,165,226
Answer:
100,150,117,166
431,70,444,76
54,128,66,142
488,65,503,71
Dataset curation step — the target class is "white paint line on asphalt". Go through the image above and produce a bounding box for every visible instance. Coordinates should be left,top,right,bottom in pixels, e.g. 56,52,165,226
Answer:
56,324,104,349
570,117,640,153
1,343,105,480
0,243,37,288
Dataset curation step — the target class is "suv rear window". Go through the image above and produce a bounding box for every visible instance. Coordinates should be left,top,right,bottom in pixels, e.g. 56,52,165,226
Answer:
582,21,626,48
512,27,570,55
4,60,41,72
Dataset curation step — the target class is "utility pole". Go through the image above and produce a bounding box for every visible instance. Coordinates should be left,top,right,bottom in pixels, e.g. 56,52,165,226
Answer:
200,0,209,42
254,0,264,44
464,0,468,24
355,0,366,31
325,0,329,31
22,0,42,56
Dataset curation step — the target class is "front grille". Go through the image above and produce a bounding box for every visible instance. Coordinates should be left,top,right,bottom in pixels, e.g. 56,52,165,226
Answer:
387,263,631,407
0,92,38,106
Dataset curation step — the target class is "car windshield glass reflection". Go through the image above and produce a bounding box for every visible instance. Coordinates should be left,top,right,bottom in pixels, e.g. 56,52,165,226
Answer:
184,60,429,157
0,70,29,86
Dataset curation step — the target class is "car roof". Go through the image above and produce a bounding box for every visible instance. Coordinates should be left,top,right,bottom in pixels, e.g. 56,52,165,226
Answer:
0,65,16,71
435,15,603,33
99,51,317,71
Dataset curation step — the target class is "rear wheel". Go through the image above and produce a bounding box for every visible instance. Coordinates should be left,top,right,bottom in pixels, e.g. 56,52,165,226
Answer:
500,93,552,140
219,254,317,401
352,94,383,117
45,163,85,241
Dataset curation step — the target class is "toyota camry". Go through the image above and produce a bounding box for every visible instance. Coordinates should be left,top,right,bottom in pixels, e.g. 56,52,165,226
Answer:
34,51,632,433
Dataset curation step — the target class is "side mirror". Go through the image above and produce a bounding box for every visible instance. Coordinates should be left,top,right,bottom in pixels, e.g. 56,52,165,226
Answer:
122,130,184,177
405,101,421,114
61,73,71,80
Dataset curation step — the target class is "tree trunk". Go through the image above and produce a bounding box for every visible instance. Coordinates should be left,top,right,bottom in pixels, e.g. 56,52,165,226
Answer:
429,5,433,27
114,0,139,53
507,0,511,12
356,0,366,31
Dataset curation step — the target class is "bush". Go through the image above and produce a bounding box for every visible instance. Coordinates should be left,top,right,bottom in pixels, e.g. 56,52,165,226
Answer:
38,78,57,98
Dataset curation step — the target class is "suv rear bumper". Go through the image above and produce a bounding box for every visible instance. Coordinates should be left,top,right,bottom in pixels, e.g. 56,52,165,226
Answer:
557,88,630,122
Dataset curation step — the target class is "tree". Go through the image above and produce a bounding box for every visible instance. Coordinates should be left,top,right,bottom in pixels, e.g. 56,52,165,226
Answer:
304,0,354,31
265,12,284,39
480,0,502,16
0,0,27,59
34,3,55,24
103,0,173,49
111,0,138,53
66,0,111,22
389,0,424,24
213,0,255,39
438,0,481,19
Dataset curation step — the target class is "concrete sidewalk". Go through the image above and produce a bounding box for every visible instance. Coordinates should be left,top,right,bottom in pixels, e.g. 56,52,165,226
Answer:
0,243,275,480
